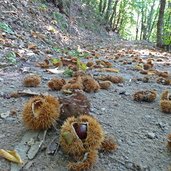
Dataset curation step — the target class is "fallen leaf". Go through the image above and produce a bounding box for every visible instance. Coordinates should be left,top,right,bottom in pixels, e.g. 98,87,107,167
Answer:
36,59,50,68
0,149,23,164
28,43,37,50
47,137,59,155
62,131,74,145
46,68,64,74
47,25,56,33
59,90,90,120
95,68,119,73
10,89,42,97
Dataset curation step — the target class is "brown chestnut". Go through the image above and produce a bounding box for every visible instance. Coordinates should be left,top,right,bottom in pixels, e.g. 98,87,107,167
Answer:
73,123,87,140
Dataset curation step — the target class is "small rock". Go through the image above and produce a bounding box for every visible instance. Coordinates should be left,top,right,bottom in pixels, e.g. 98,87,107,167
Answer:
119,90,126,95
101,108,105,111
117,83,124,87
27,141,40,159
0,111,10,119
147,132,156,139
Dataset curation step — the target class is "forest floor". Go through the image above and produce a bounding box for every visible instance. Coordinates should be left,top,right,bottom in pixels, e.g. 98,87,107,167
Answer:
0,0,171,171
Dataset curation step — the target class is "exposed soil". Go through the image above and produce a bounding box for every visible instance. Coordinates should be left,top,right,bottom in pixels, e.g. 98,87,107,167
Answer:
0,1,171,171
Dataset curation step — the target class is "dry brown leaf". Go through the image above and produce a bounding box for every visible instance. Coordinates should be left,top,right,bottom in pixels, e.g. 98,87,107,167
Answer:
10,89,41,97
0,149,23,164
30,31,45,40
59,90,90,120
28,43,37,50
96,68,119,73
36,59,50,68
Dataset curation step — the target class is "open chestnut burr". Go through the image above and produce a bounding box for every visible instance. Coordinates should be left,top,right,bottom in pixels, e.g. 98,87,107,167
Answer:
60,115,105,170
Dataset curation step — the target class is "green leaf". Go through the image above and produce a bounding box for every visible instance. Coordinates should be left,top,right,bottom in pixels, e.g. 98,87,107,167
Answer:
5,52,16,64
77,59,87,71
68,50,80,57
0,22,14,34
62,131,74,145
53,47,61,53
63,68,73,77
50,58,60,64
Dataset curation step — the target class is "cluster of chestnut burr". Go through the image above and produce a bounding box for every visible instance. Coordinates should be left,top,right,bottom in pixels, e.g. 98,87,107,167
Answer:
22,74,118,170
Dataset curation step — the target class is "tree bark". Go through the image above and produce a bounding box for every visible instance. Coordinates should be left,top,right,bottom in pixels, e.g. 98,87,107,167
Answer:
105,0,112,22
135,12,140,40
146,0,155,40
102,0,108,14
99,0,103,14
109,0,120,27
157,0,166,47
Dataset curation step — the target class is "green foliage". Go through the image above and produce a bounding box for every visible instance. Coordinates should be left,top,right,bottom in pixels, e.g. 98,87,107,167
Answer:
63,68,73,77
77,59,87,71
38,4,48,11
68,49,90,58
0,22,14,34
5,52,16,64
52,47,62,53
50,58,61,64
53,12,68,31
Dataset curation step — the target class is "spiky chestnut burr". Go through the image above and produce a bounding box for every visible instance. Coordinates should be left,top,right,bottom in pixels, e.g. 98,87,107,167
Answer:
82,75,100,93
48,77,66,90
60,115,104,171
156,77,171,85
161,90,171,100
100,135,118,152
23,74,41,87
62,76,83,91
67,150,98,171
99,81,112,89
97,75,123,84
60,115,104,157
22,95,60,130
160,90,171,113
133,90,157,102
160,100,171,113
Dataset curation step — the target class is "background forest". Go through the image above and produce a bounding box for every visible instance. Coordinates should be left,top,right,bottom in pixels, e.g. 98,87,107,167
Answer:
80,0,171,49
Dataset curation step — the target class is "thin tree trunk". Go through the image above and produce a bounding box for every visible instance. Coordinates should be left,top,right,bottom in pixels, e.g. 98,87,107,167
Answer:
135,12,140,40
109,0,120,27
105,0,112,22
146,0,155,40
148,10,159,40
115,1,122,30
102,0,108,14
140,6,144,40
157,0,166,47
99,0,103,14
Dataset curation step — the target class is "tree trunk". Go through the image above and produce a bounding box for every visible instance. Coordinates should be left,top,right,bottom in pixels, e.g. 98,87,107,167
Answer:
146,0,155,40
109,0,120,27
102,0,108,14
99,0,103,14
135,12,140,40
115,1,122,30
157,0,166,47
105,0,113,22
148,10,159,40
